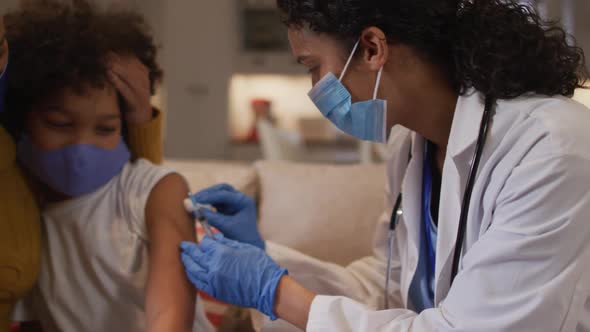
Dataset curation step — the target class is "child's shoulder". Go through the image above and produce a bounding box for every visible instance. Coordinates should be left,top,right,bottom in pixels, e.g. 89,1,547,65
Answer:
123,158,169,172
116,159,176,197
115,159,185,239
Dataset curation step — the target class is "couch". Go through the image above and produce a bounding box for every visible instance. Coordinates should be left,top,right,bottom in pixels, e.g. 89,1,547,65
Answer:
165,159,387,331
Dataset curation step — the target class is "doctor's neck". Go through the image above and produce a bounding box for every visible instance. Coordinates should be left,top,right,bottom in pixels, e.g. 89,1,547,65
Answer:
380,46,458,172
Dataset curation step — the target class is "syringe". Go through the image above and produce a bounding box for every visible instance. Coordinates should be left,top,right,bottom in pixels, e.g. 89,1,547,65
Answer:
184,193,215,238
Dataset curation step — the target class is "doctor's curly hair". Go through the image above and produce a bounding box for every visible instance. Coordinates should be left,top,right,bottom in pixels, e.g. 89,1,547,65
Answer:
1,0,162,136
277,0,588,99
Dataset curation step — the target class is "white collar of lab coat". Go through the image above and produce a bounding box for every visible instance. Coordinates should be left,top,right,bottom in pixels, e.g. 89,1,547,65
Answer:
447,90,487,160
417,90,488,304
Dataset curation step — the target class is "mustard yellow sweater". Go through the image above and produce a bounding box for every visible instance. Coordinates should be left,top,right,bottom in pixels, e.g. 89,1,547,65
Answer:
0,111,164,331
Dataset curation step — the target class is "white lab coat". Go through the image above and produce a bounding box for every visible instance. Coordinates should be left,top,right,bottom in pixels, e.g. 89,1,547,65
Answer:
265,91,590,331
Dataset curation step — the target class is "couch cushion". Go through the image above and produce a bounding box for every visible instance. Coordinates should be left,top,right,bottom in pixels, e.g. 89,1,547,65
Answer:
255,161,386,266
164,159,258,197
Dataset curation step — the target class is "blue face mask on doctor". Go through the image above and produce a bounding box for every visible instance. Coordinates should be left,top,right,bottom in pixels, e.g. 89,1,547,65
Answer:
308,40,388,143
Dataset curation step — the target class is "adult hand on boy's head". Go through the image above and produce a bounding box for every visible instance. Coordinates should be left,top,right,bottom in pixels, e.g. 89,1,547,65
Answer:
0,15,8,74
108,54,153,125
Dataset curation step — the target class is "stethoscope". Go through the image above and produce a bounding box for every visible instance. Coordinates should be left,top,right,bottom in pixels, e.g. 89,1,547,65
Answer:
384,96,495,309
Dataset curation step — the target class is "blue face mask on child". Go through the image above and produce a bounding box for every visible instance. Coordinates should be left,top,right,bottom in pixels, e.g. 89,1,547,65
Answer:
308,40,387,143
17,136,131,197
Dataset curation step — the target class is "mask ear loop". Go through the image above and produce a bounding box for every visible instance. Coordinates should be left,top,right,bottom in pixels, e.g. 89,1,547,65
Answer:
373,66,384,100
339,39,384,100
339,39,361,81
374,66,387,142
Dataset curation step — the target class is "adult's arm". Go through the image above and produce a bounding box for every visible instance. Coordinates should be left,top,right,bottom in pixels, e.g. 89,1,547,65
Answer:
109,55,164,164
276,154,590,331
266,126,413,310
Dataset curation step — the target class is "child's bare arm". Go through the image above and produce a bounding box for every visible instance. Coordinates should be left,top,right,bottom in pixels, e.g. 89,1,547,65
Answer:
145,173,197,332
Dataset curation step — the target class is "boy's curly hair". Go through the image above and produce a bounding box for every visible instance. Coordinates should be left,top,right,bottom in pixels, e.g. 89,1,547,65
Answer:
2,0,162,136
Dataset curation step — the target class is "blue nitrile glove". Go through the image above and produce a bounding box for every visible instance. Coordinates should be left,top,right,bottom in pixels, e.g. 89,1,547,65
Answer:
190,184,265,250
180,234,288,320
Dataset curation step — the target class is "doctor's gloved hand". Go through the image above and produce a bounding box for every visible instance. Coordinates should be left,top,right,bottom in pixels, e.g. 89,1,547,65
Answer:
190,184,265,250
180,235,288,320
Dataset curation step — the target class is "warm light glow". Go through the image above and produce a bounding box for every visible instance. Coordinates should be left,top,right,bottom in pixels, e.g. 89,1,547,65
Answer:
229,74,321,138
573,82,590,108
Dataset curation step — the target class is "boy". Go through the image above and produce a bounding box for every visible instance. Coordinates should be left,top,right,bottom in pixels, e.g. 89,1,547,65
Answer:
2,2,211,331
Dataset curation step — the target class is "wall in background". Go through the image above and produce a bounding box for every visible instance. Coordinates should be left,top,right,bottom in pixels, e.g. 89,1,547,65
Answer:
540,0,590,107
540,0,590,57
139,1,239,160
2,1,589,159
0,0,18,13
570,0,590,59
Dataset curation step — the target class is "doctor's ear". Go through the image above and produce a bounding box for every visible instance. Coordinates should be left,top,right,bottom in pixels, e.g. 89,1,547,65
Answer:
359,27,389,71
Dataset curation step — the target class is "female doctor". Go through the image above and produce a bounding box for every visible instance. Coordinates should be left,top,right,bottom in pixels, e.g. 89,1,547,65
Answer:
180,0,590,330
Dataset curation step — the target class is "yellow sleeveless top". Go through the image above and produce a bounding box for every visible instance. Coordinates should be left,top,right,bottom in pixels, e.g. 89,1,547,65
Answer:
0,127,41,332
